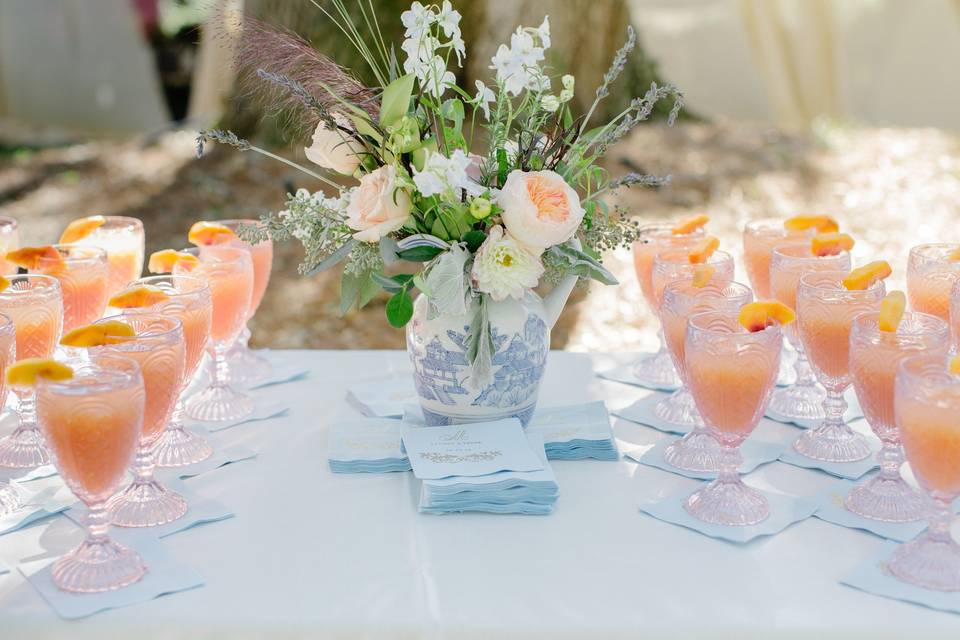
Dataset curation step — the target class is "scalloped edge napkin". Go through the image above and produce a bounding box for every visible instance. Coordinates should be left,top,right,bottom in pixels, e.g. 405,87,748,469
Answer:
597,361,681,392
245,355,310,390
639,484,817,543
811,478,931,542
841,541,960,615
0,482,74,536
778,438,880,480
347,377,417,418
625,437,787,480
19,528,203,620
765,388,863,428
161,443,257,480
0,464,58,484
187,402,289,433
328,418,411,473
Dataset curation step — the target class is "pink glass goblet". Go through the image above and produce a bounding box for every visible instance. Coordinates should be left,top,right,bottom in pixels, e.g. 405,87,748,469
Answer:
906,243,960,323
68,216,145,298
682,310,782,525
949,279,959,353
0,312,19,514
29,245,108,333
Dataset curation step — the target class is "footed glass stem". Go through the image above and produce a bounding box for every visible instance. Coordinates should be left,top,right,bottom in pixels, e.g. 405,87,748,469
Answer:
793,389,871,462
767,348,826,421
152,398,213,468
633,328,681,389
653,387,702,428
663,427,722,472
885,497,960,591
845,441,926,522
224,325,272,387
684,445,769,526
775,340,796,386
0,390,50,468
108,442,186,527
186,346,254,423
0,481,20,517
52,502,146,593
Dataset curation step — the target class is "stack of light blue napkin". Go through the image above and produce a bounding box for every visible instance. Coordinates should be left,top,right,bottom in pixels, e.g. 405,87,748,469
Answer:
327,418,411,473
526,402,618,461
418,434,559,515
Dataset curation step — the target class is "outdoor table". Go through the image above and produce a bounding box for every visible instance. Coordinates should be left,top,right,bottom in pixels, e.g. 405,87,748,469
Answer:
1,350,957,637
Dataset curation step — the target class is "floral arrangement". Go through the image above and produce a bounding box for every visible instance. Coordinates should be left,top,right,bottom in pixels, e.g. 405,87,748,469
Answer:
198,1,681,363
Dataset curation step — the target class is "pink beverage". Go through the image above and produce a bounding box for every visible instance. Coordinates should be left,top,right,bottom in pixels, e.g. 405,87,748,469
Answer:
33,245,109,332
846,312,950,521
632,223,706,309
35,353,147,593
218,219,273,317
651,250,735,311
887,354,960,591
906,244,960,322
682,310,782,526
71,216,146,297
793,271,885,462
742,218,812,299
0,313,16,516
951,280,960,350
0,216,19,276
174,246,253,346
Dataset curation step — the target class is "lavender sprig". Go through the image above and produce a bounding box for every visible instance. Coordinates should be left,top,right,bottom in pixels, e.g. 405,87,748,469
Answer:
196,129,250,159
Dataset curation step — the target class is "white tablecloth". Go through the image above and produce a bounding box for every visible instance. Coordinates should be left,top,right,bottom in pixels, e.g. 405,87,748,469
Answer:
1,350,958,638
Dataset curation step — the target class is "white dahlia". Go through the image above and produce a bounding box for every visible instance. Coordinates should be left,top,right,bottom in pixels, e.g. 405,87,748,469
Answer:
471,225,544,302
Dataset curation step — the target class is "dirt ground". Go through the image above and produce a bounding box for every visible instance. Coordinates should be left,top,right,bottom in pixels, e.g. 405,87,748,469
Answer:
1,121,958,351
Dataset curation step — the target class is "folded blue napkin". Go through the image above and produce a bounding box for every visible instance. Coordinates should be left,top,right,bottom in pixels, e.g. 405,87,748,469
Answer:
419,434,559,515
639,484,817,543
625,436,787,480
327,418,411,473
244,355,310,390
765,388,863,428
0,482,74,537
841,541,960,615
0,557,8,575
778,438,880,480
0,464,58,484
66,479,233,539
346,377,417,418
811,478,931,542
187,402,289,433
612,393,694,435
163,443,257,480
524,401,619,461
19,528,204,619
597,361,681,392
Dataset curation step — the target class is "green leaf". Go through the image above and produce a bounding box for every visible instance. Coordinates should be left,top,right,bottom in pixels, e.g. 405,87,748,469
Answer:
385,290,414,328
431,217,451,240
379,74,415,128
412,137,438,171
372,272,413,293
441,98,465,129
462,230,486,253
396,245,444,262
545,243,619,286
496,148,508,186
348,113,382,144
340,269,381,315
304,239,356,276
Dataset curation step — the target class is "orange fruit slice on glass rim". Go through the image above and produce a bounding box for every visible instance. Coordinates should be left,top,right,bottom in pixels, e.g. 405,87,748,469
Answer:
738,300,796,332
59,215,106,244
6,358,73,386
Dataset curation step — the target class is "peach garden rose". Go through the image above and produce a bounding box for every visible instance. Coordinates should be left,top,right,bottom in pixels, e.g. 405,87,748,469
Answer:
304,116,364,175
346,166,412,242
497,169,586,251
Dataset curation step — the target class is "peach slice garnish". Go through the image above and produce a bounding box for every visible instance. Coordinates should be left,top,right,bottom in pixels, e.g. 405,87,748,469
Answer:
687,236,720,264
842,260,892,291
671,214,709,235
0,275,8,293
950,354,960,375
878,291,906,333
148,249,199,274
59,215,106,244
738,300,796,332
811,232,855,257
188,221,236,246
5,246,63,271
108,285,170,309
691,265,715,288
5,358,73,386
949,246,960,262
60,320,136,348
784,214,839,234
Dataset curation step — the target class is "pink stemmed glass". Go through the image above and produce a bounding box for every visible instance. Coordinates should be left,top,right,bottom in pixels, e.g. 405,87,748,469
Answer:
650,249,735,428
949,279,960,353
846,311,950,521
0,275,63,468
84,315,187,527
767,243,852,422
30,245,109,333
0,313,19,514
742,218,813,384
906,243,960,323
682,310,782,525
0,216,20,275
887,353,960,591
174,246,254,422
36,354,147,592
795,271,885,462
112,275,214,467
630,222,707,389
660,279,752,472
217,219,273,386
68,216,145,298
